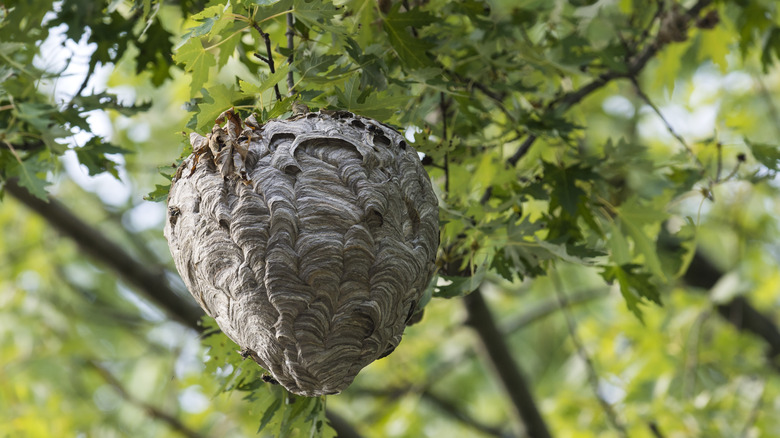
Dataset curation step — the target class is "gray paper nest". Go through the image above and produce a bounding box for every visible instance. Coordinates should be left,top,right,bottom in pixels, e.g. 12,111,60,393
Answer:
164,109,439,396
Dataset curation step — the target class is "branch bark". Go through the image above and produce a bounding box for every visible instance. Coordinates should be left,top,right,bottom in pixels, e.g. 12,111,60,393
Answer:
683,251,780,366
286,12,295,95
252,23,283,101
464,288,552,438
6,179,205,329
421,390,509,438
89,360,206,438
325,410,364,438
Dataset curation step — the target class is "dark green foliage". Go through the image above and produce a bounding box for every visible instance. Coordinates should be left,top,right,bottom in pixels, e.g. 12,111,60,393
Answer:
5,0,780,435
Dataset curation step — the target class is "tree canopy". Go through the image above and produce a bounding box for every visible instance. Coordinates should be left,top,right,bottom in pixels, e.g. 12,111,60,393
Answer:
2,0,780,436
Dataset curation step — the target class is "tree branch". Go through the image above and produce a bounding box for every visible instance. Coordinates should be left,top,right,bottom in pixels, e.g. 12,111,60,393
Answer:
88,360,206,438
509,0,714,165
325,409,364,438
286,12,295,95
463,288,552,438
421,390,509,437
5,179,205,330
502,287,608,334
683,251,780,368
252,23,283,101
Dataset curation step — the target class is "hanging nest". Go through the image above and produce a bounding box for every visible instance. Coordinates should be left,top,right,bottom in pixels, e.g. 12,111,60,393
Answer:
164,108,439,396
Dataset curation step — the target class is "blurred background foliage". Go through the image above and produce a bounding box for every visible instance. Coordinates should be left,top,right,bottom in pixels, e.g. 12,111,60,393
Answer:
2,0,780,436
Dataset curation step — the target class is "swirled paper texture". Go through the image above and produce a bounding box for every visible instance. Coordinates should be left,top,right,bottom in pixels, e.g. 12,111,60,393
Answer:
164,110,439,396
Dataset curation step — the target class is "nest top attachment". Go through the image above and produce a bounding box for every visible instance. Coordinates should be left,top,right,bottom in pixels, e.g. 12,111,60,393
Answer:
165,109,439,396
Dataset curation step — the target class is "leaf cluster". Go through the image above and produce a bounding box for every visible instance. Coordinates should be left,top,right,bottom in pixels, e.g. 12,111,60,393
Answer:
200,318,335,437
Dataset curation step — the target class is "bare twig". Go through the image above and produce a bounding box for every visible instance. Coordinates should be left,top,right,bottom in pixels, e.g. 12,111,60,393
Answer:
463,288,552,438
682,310,710,398
630,77,700,164
286,12,295,95
252,23,283,101
507,134,537,167
551,270,628,438
421,390,509,437
739,380,766,438
502,287,609,334
88,360,206,438
440,92,451,195
635,1,666,51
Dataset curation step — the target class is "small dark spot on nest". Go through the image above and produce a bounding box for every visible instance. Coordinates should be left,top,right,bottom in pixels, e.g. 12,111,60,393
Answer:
262,374,280,385
168,206,181,226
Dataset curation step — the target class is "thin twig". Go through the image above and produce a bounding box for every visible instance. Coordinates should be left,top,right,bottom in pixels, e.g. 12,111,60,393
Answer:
421,390,509,437
350,385,509,437
507,134,537,167
682,310,710,398
635,1,666,51
440,92,451,195
551,269,628,438
88,360,206,438
739,380,766,438
755,74,780,138
252,23,282,101
286,12,295,95
502,287,609,334
630,77,700,165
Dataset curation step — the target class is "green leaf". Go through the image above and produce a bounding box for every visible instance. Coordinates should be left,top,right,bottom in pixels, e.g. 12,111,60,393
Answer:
746,139,780,171
543,162,595,217
74,138,128,178
258,397,283,433
601,264,661,322
334,76,407,119
197,84,242,131
296,52,341,80
135,19,174,85
435,263,487,298
240,63,291,96
761,26,780,72
382,4,435,68
616,196,667,280
144,184,171,202
173,38,217,96
6,155,51,201
608,222,631,265
292,0,339,33
491,249,515,282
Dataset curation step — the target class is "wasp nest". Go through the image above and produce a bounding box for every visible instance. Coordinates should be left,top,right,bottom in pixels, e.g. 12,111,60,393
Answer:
164,109,439,396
